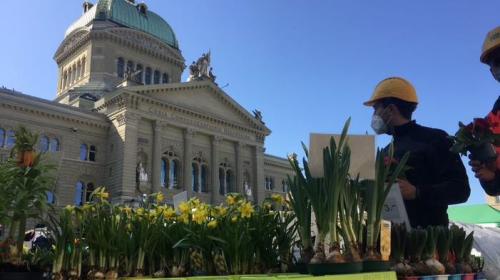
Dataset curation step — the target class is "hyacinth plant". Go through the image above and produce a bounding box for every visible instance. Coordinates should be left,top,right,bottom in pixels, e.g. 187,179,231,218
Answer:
285,161,313,265
364,144,410,261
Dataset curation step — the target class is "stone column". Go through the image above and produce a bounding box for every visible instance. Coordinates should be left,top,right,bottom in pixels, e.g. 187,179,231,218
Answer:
211,136,222,203
152,120,163,193
253,145,265,204
235,142,243,194
120,112,139,201
183,128,194,198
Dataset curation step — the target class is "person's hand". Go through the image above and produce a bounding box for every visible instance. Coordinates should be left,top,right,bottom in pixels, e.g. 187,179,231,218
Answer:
469,158,496,182
397,179,417,200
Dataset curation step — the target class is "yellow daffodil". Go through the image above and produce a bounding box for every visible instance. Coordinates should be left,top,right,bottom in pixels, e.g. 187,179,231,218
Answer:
192,209,208,224
214,205,228,217
156,192,165,204
136,207,145,216
231,216,238,223
178,213,190,224
179,202,190,214
162,207,176,220
226,195,236,205
121,206,132,216
271,194,284,205
240,202,254,218
65,205,75,213
207,220,218,229
101,192,109,200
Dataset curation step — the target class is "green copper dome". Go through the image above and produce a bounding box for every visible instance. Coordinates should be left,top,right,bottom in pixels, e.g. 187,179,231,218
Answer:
65,0,179,49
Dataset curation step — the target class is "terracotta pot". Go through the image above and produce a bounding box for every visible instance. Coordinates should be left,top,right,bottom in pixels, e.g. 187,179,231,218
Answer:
448,274,463,280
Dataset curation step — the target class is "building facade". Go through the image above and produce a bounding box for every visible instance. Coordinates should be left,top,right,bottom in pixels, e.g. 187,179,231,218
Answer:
0,0,293,207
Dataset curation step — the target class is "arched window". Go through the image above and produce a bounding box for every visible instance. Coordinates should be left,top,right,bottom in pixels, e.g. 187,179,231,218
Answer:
219,168,225,195
135,64,143,83
6,130,15,148
117,57,125,78
89,145,96,162
161,159,167,187
226,170,233,193
86,183,95,202
0,128,5,148
80,144,88,161
170,159,179,189
154,70,160,84
62,72,67,89
40,136,49,153
192,163,199,192
162,73,169,84
265,177,269,190
282,179,288,193
145,67,152,85
49,138,59,152
270,177,275,190
75,181,85,206
201,165,208,193
127,60,134,74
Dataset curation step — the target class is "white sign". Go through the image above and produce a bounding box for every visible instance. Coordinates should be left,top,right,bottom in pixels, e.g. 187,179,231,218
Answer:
309,133,375,179
382,183,411,230
173,191,188,211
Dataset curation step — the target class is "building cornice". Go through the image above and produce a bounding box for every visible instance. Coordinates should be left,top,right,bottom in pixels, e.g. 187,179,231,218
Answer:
0,89,109,129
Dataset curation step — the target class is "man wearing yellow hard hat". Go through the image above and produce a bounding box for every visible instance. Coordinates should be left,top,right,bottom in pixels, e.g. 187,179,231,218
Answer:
364,77,470,227
468,26,500,196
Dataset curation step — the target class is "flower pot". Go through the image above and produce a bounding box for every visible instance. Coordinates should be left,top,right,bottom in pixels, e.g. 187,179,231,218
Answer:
420,276,437,280
448,275,463,280
401,276,419,280
308,262,362,276
0,272,45,280
362,260,391,272
461,273,475,280
435,275,450,280
470,143,497,163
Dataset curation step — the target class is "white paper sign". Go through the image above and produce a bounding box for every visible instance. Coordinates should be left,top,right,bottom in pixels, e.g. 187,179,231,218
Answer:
173,191,188,211
382,183,411,230
309,133,375,179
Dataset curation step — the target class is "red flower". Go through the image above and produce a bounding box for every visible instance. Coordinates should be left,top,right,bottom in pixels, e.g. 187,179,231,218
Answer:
384,156,398,167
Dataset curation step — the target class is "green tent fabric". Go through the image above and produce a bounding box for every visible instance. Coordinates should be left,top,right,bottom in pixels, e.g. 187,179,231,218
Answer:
448,204,500,225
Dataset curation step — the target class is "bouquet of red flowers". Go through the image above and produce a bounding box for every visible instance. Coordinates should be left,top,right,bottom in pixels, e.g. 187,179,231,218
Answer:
450,118,500,163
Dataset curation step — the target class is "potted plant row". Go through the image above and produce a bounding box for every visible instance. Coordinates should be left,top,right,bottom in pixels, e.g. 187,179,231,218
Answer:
287,118,410,276
391,224,484,280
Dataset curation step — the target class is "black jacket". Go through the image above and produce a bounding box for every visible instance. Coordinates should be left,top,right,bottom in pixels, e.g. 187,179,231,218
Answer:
479,97,500,196
390,121,471,228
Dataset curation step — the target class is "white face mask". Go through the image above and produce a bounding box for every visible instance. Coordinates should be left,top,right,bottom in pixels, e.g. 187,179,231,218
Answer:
371,114,388,135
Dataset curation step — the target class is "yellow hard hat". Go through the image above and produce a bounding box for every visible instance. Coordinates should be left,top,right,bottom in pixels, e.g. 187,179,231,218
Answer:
363,77,418,106
481,26,500,64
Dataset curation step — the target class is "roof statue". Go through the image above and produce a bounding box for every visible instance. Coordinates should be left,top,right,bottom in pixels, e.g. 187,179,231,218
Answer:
187,51,217,83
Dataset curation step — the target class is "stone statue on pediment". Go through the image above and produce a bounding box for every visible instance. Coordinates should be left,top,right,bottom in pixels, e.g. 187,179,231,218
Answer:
187,51,216,83
252,109,265,124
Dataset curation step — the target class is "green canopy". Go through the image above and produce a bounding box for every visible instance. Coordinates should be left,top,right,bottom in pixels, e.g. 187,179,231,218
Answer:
448,204,500,227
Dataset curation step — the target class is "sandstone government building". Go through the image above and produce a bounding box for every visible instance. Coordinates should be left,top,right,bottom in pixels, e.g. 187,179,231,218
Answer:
0,0,293,207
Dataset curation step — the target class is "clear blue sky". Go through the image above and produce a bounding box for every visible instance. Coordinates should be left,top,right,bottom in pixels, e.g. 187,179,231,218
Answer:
1,1,499,205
